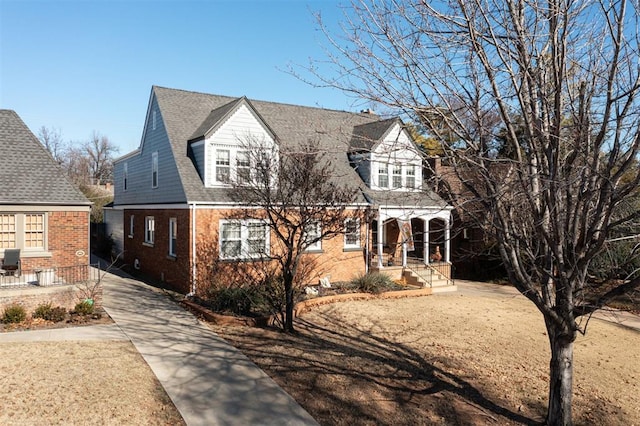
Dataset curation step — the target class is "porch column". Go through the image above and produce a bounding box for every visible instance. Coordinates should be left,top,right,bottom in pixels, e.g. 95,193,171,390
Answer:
423,218,430,265
402,236,407,267
445,218,451,263
377,217,384,268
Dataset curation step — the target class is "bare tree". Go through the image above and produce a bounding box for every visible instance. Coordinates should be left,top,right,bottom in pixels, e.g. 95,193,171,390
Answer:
37,126,67,165
85,131,118,185
304,1,640,424
228,139,364,332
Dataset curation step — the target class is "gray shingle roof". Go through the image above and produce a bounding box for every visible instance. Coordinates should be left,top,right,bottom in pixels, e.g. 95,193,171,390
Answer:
0,110,90,206
350,118,400,152
151,86,446,208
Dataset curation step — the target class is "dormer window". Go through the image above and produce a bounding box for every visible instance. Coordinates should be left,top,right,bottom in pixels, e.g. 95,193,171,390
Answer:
406,165,416,189
215,149,231,183
237,151,251,184
392,165,402,189
378,163,389,188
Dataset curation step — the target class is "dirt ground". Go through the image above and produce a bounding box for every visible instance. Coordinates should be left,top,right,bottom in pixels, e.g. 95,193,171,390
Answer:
0,340,185,425
209,290,640,425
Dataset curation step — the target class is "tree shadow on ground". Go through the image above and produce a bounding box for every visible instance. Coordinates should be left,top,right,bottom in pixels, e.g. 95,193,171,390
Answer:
216,311,544,425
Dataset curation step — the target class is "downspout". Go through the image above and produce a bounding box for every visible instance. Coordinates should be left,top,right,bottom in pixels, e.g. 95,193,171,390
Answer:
188,202,197,297
365,213,370,274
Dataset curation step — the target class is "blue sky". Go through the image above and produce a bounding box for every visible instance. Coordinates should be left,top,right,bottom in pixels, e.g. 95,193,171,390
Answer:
0,0,363,154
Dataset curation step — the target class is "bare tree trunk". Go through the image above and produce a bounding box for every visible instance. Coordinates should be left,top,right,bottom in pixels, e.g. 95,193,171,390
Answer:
546,324,575,426
284,273,295,333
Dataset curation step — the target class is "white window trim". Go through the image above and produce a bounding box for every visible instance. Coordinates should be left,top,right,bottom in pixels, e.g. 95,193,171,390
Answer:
208,144,276,188
151,151,158,188
169,217,177,257
219,219,270,260
374,160,422,191
144,216,155,245
344,218,361,249
215,149,231,184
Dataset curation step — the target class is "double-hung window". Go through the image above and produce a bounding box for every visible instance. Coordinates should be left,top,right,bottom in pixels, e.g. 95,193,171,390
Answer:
145,216,155,245
168,218,177,257
247,223,267,257
0,214,16,248
344,219,360,249
0,213,47,252
216,149,230,183
305,222,322,251
406,165,416,189
236,151,251,184
377,163,389,188
25,214,44,249
392,165,402,189
220,220,269,260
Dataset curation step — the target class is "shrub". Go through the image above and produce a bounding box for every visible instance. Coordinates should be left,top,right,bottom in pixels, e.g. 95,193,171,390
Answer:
74,299,94,316
207,287,255,316
349,272,397,294
2,304,27,324
33,303,67,322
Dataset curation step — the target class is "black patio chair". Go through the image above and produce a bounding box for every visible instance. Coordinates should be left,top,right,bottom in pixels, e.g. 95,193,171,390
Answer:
1,248,21,277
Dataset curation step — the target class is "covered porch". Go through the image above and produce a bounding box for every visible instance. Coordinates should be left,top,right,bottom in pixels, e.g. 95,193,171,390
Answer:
366,206,454,287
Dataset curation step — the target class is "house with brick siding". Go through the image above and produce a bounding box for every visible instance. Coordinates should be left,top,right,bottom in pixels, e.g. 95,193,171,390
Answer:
0,109,91,277
107,86,453,295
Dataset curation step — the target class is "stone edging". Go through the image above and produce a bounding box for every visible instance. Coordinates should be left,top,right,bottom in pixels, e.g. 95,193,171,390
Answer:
183,287,433,328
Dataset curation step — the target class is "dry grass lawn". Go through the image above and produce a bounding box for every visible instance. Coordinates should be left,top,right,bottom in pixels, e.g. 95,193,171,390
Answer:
209,291,640,425
0,340,185,425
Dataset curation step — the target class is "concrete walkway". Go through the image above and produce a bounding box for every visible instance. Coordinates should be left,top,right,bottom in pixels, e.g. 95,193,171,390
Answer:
0,266,317,426
100,269,318,426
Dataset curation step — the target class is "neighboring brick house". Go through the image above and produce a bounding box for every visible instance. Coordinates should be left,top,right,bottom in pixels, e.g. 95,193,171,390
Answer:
0,110,91,276
107,86,453,295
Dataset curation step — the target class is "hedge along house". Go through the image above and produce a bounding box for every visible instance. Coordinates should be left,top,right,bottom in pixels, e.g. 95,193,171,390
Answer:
0,110,92,288
107,86,453,295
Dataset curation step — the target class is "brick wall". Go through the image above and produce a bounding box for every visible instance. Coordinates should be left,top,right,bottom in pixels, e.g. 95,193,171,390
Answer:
123,209,191,294
123,207,370,294
194,208,367,293
0,283,103,317
18,210,90,271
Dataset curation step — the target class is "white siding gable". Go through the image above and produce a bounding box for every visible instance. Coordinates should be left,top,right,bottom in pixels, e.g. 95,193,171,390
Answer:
204,104,277,187
370,123,422,191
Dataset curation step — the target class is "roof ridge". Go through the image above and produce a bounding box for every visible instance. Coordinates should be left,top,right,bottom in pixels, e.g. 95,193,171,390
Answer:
152,85,379,119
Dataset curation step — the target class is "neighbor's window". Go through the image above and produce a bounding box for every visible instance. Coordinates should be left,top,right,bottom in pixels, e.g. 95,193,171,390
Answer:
216,149,230,183
220,220,269,260
129,215,135,237
145,216,155,244
24,214,44,249
392,165,402,189
0,214,16,248
377,163,388,188
169,218,177,257
344,218,360,248
151,152,158,188
123,162,128,191
406,165,416,189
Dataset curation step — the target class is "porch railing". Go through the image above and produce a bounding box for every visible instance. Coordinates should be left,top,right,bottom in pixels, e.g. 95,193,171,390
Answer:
0,264,100,289
404,260,454,288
